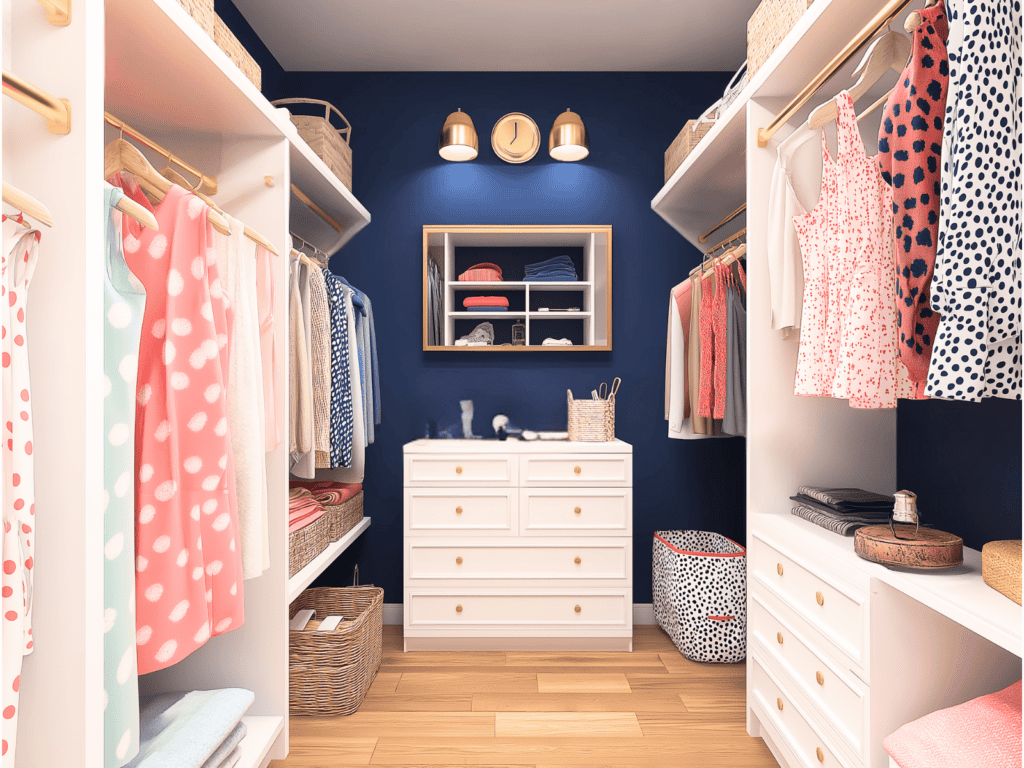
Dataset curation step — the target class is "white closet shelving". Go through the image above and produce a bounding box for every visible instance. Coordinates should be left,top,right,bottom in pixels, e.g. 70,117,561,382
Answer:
4,0,371,765
287,516,371,603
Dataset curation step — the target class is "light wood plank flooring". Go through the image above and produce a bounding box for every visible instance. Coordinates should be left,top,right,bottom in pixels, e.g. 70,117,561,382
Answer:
271,625,779,768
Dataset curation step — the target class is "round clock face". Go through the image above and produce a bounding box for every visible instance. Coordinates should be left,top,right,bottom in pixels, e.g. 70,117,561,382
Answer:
491,113,541,164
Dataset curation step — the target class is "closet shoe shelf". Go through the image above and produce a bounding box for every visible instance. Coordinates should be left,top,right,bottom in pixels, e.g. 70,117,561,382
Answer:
287,517,372,603
237,716,285,768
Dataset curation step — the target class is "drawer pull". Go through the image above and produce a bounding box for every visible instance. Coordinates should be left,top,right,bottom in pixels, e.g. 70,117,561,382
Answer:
777,697,784,711
816,591,824,606
455,604,463,613
574,465,582,475
816,747,824,763
574,556,582,565
777,563,784,576
574,506,582,515
456,556,463,565
574,604,582,613
455,506,463,515
455,466,463,475
816,671,824,686
777,632,784,645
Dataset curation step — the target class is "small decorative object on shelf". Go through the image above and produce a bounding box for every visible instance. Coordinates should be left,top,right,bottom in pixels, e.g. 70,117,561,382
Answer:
982,540,1022,605
512,320,526,345
854,490,964,569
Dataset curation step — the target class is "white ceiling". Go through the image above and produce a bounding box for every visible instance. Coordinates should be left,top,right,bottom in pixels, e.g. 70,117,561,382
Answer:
230,0,760,72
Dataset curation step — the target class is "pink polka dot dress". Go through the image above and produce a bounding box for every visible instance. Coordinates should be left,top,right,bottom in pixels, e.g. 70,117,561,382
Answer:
2,214,39,766
109,174,245,674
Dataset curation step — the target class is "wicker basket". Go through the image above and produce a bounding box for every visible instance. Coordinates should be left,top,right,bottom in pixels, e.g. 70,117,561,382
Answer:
214,14,261,90
982,540,1022,605
665,101,719,183
747,0,814,78
567,389,615,442
289,587,384,716
325,490,365,542
289,511,330,578
271,98,353,191
174,0,215,36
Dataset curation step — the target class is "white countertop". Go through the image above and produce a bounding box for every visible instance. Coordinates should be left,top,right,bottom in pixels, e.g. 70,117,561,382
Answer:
404,438,632,453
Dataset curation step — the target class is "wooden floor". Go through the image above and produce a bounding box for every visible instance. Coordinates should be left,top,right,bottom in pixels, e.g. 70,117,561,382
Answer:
271,625,779,768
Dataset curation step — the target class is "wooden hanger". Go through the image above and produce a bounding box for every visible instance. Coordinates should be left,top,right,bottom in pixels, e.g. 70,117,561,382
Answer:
2,181,53,227
113,194,159,231
808,29,912,130
905,0,938,33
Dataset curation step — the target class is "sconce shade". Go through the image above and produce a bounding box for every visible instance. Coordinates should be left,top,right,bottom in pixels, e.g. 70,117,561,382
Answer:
549,109,589,161
438,109,479,161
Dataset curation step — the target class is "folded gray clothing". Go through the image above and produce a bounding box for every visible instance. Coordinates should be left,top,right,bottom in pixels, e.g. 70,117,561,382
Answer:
791,504,866,536
797,486,894,512
215,746,240,768
456,321,494,345
790,495,890,522
126,689,255,768
201,722,247,768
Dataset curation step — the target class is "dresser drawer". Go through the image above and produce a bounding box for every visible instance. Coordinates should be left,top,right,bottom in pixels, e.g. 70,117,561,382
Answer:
406,540,630,582
520,454,631,486
751,658,852,768
405,454,516,485
405,488,516,535
750,535,867,670
751,595,867,762
407,590,630,627
520,489,631,536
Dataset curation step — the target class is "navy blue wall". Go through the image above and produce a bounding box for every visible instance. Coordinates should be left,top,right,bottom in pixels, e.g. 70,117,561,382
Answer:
267,70,741,602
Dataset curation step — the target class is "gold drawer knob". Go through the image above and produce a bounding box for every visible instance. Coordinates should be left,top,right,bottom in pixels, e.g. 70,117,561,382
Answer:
574,465,582,475
455,465,463,474
817,747,824,763
574,604,582,613
455,604,463,613
456,505,463,515
777,632,784,645
574,506,582,515
574,556,582,565
777,697,784,711
816,671,824,686
456,556,463,565
816,591,824,606
777,563,784,576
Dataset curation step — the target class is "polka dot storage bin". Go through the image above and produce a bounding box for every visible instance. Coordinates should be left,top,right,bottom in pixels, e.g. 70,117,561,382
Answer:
653,530,747,663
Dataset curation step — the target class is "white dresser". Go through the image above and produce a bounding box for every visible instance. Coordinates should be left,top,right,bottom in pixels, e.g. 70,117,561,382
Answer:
402,438,633,651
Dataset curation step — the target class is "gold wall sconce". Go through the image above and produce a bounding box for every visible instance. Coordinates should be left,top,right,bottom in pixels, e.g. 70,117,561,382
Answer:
549,108,589,161
438,108,479,161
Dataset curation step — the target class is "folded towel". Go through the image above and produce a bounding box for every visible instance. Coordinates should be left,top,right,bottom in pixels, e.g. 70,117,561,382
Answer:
465,306,507,312
797,486,895,512
200,722,247,768
791,504,870,536
290,482,361,507
214,746,240,768
463,296,509,308
458,263,503,281
542,338,573,346
126,689,255,768
454,339,490,346
525,255,575,270
523,274,578,282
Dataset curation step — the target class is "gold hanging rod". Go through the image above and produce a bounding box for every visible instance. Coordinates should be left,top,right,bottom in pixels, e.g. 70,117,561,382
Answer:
291,233,329,268
2,69,71,135
756,0,915,148
698,203,746,244
291,184,344,234
104,112,217,195
36,0,70,25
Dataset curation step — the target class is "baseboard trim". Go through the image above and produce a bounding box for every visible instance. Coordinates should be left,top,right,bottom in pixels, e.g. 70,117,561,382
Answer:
382,603,657,626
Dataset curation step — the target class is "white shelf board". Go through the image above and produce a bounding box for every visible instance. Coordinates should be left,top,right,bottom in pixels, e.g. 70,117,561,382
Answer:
237,716,284,768
530,311,590,318
287,517,371,603
450,312,526,319
526,281,591,291
449,281,591,290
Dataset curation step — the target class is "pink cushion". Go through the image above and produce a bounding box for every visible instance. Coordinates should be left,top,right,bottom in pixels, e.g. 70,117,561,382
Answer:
884,680,1022,768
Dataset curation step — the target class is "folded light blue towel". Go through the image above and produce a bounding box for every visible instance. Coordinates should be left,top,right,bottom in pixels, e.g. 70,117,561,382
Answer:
202,722,247,768
126,689,255,768
217,747,241,768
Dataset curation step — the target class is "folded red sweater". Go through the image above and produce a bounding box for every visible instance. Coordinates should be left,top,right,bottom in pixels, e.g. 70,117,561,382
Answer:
463,295,509,308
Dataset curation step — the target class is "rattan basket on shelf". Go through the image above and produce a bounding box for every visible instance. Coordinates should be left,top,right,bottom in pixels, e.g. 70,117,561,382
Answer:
324,491,364,542
271,98,353,191
214,14,261,90
289,586,384,716
567,390,615,442
747,0,814,78
174,0,215,36
289,512,330,578
982,540,1022,605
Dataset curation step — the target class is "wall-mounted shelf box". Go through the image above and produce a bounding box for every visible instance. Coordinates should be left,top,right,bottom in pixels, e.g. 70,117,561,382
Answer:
422,225,612,351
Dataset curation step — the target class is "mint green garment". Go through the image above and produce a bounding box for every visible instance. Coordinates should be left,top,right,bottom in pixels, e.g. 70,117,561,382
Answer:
104,184,146,767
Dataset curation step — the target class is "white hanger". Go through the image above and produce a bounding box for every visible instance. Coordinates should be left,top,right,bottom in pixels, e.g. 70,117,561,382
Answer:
808,29,912,130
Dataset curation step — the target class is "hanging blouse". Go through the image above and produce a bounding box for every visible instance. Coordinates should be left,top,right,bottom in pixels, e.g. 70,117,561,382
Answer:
255,246,280,449
878,0,949,397
322,271,354,468
329,282,366,483
2,215,39,768
103,187,145,767
927,0,1021,401
308,267,332,467
712,262,731,420
723,261,748,437
109,175,244,674
288,256,313,469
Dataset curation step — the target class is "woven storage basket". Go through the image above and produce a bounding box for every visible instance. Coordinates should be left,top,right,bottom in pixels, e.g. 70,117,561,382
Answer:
747,0,814,78
665,100,719,183
567,390,615,442
324,491,365,542
982,540,1022,605
271,98,353,191
288,512,330,578
289,586,383,716
214,14,261,90
174,0,215,36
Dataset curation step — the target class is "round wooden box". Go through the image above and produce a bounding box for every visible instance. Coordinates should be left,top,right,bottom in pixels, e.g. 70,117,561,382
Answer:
854,524,964,569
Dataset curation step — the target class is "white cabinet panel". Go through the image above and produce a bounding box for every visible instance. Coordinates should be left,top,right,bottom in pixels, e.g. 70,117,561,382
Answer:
520,488,631,536
407,590,631,627
405,454,516,485
520,454,631,486
406,540,630,582
405,488,516,535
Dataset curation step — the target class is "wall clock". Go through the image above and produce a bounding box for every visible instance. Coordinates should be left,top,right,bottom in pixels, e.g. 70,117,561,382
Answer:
491,113,541,164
